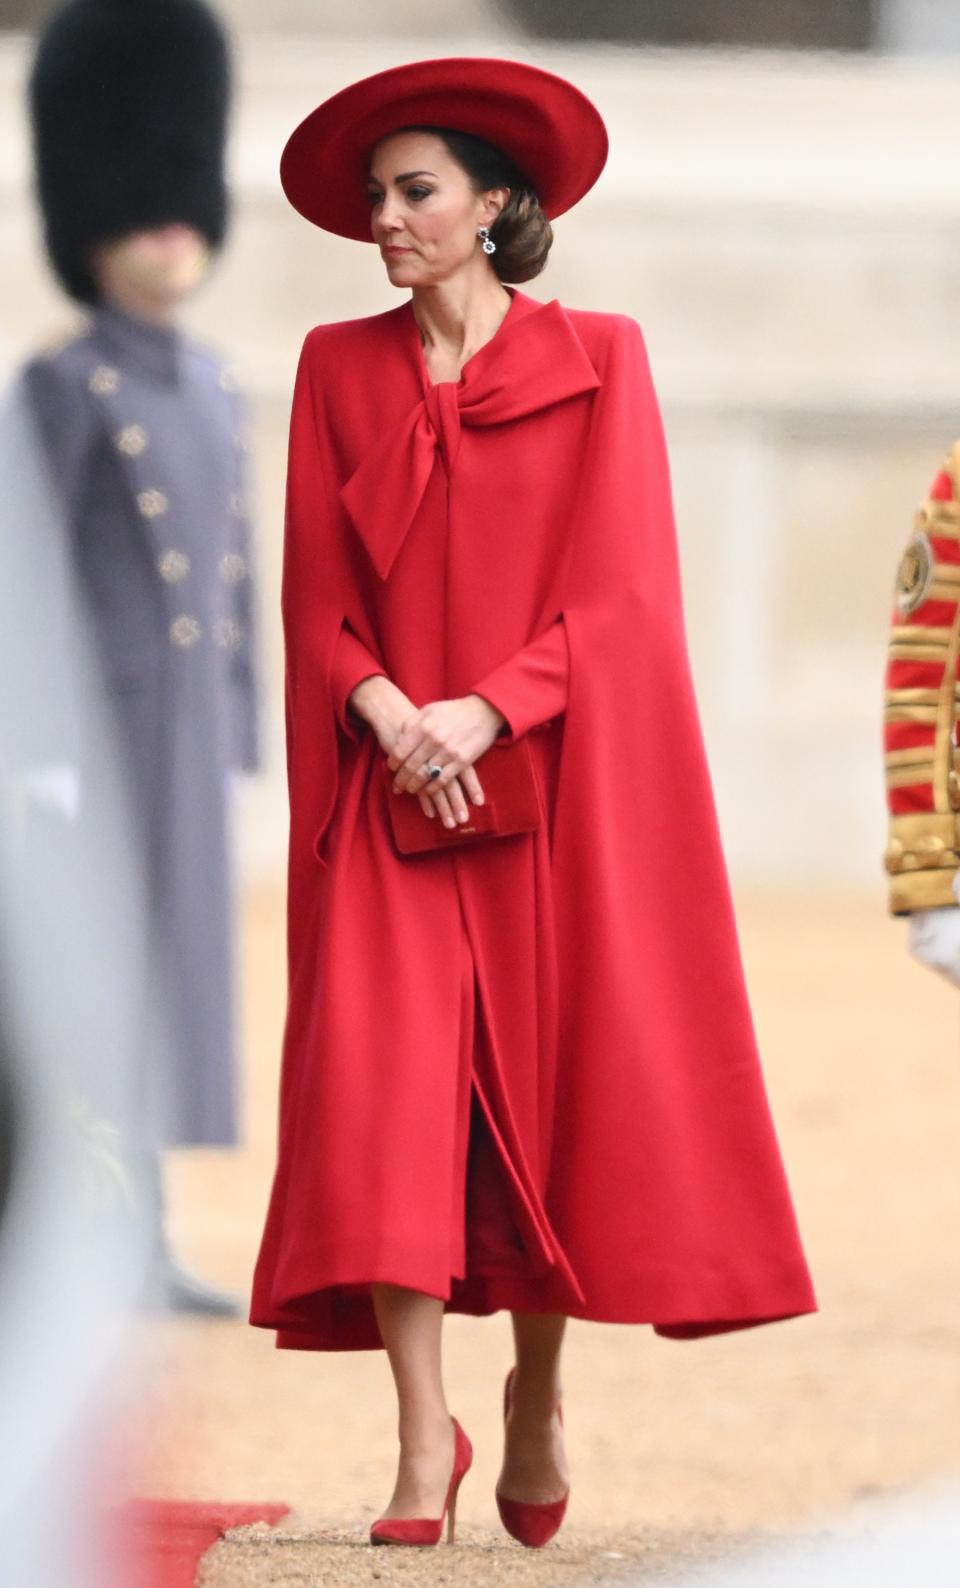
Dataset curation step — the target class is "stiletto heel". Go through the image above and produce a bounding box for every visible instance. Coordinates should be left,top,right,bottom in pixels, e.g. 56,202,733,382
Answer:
370,1416,472,1547
495,1366,569,1548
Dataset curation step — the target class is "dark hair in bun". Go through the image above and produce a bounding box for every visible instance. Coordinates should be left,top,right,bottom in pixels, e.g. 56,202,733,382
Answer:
401,124,553,283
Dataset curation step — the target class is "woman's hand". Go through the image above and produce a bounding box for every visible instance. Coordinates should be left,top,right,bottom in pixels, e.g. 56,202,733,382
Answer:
387,693,505,826
348,680,506,829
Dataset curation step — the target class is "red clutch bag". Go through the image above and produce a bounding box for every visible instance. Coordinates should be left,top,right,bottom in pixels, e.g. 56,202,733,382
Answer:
383,738,542,855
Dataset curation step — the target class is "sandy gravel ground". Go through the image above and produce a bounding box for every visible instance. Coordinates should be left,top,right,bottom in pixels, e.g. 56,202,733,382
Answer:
115,888,959,1585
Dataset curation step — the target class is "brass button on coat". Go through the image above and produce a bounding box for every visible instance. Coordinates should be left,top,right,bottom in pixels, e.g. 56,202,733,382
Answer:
213,616,243,650
894,529,934,617
157,549,190,583
115,423,148,456
88,364,119,395
218,552,247,584
170,614,202,648
137,488,169,519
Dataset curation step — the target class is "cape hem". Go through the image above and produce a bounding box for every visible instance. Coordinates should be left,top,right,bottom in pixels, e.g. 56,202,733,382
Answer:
252,1267,818,1353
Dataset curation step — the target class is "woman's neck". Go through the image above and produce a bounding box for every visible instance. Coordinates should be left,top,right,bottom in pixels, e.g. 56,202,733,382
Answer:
410,269,512,381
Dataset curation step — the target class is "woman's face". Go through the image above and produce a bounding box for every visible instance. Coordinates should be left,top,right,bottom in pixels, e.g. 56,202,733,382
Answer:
367,130,505,287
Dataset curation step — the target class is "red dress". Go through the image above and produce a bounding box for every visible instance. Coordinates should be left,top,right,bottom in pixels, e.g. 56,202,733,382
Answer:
250,287,817,1350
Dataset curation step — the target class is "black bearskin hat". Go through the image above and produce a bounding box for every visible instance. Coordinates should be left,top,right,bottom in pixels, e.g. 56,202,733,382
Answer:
29,0,232,303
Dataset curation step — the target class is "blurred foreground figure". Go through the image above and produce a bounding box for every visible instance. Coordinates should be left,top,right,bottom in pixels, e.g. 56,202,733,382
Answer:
0,375,158,1586
883,446,960,986
20,0,261,1314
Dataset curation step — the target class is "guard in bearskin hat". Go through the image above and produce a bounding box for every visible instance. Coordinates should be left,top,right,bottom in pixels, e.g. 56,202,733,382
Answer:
16,0,261,1314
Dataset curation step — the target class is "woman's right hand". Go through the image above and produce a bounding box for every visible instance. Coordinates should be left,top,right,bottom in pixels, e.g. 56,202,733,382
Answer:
348,675,480,829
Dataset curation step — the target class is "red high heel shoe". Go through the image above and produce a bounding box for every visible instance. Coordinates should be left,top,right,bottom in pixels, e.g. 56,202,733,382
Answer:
370,1416,473,1546
495,1367,569,1547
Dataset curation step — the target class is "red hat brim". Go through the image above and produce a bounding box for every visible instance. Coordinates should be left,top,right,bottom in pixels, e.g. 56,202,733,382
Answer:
280,56,609,241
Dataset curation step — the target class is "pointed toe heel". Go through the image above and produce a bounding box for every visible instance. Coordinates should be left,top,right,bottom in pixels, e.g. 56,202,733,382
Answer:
369,1416,472,1547
495,1366,570,1548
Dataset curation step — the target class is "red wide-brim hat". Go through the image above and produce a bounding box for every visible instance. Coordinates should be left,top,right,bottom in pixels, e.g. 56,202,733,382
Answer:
280,56,609,241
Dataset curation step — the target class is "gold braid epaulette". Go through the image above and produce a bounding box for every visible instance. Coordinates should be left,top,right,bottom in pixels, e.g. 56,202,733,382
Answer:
884,442,960,914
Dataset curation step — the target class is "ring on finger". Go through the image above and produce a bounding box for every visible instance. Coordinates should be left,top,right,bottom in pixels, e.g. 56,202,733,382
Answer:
423,761,443,781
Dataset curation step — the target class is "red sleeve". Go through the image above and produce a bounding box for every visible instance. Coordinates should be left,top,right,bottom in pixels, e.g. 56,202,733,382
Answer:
330,620,387,740
468,614,568,742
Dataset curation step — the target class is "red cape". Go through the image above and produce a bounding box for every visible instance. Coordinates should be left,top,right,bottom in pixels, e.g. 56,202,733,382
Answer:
251,287,817,1349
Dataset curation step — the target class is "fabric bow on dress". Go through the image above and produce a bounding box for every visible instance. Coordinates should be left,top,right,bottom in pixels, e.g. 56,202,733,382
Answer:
340,298,601,582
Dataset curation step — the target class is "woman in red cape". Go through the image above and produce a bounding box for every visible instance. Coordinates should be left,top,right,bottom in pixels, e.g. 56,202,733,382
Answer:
250,57,817,1548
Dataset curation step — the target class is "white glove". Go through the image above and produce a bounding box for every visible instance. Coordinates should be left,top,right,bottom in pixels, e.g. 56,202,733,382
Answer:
908,905,960,988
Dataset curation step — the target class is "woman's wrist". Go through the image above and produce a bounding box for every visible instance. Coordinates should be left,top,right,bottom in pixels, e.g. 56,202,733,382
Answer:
349,673,399,728
467,692,507,737
350,679,508,750
348,673,387,719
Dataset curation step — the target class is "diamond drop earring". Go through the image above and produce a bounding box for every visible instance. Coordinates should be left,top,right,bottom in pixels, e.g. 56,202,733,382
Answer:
478,225,496,256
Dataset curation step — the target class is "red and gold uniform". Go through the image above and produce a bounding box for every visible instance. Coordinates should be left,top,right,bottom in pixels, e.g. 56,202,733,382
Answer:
885,445,960,912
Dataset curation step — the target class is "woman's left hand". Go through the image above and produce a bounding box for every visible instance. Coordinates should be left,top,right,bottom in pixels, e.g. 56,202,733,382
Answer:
387,693,506,818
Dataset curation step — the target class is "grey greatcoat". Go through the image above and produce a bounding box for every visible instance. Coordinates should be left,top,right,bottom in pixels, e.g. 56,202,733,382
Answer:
22,302,260,1147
